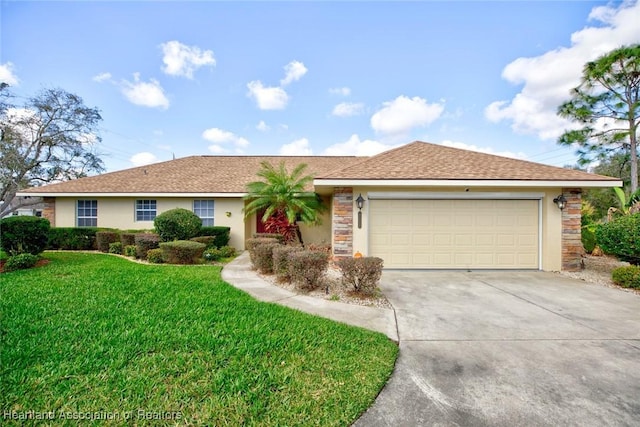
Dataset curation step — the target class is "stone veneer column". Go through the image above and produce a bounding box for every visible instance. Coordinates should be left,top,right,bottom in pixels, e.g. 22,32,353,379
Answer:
561,188,582,271
42,197,56,227
332,187,353,259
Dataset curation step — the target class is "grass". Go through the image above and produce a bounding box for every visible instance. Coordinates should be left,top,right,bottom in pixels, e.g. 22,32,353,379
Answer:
0,252,398,426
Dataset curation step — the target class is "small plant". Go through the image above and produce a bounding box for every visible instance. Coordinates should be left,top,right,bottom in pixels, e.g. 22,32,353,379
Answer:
203,247,223,261
337,257,384,295
288,250,329,290
0,216,51,256
109,241,123,254
252,241,281,273
146,248,165,264
330,294,340,301
124,245,137,257
160,240,206,264
154,208,202,242
96,231,120,253
134,233,160,259
596,213,640,265
272,245,303,281
611,265,640,288
4,253,39,272
582,226,597,254
218,246,237,258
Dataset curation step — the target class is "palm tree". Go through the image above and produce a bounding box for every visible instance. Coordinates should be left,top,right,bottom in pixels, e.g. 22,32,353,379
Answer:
244,161,326,244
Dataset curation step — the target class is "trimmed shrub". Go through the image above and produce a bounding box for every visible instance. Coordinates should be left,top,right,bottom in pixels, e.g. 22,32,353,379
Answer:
190,236,216,249
120,233,136,247
0,216,50,256
154,208,202,242
135,233,160,259
200,226,231,247
124,245,137,258
272,245,304,281
252,241,281,273
218,246,237,258
109,241,123,254
582,226,596,254
337,257,384,295
596,214,640,265
96,231,120,253
147,248,165,264
3,253,39,272
246,237,281,265
611,265,640,288
47,227,98,250
288,250,329,290
203,247,223,262
160,240,206,265
252,233,285,243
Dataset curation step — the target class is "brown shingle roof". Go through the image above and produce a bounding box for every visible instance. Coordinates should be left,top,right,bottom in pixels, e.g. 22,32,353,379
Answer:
317,141,620,181
21,156,357,194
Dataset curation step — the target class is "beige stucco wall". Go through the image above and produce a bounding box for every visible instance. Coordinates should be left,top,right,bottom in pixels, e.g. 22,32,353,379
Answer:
54,197,247,250
349,186,565,271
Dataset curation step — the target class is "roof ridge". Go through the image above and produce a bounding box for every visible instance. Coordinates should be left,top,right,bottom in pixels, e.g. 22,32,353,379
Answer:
315,143,415,178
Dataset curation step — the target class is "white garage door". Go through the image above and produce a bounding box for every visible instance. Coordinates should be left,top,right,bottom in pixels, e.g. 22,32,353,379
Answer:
369,199,539,269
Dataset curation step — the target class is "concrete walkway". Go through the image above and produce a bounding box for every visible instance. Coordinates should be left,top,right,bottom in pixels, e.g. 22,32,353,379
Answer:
221,252,398,342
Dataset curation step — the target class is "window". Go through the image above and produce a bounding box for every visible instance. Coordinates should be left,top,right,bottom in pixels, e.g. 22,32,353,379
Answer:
136,199,157,221
77,200,98,227
193,200,214,226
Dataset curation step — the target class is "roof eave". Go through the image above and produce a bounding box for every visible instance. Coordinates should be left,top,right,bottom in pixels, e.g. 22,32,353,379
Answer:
16,192,249,198
312,179,623,188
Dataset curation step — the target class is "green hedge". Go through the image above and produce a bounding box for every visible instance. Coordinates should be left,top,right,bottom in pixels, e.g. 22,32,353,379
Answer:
134,233,160,259
160,240,206,264
596,214,640,265
47,227,99,250
0,216,51,256
199,226,231,247
611,265,640,288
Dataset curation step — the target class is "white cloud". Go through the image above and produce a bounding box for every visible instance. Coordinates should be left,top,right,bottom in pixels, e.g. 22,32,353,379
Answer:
0,62,19,85
440,140,527,160
280,138,313,155
332,102,365,117
160,40,216,79
130,152,159,166
280,60,308,86
323,134,397,156
92,72,112,83
371,95,445,135
485,1,640,140
246,81,289,110
202,127,250,153
329,87,351,96
256,120,270,132
121,73,169,109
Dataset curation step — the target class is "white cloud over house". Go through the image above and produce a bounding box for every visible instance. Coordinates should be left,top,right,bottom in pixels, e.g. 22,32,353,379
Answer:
0,62,19,85
280,60,308,86
279,138,313,155
160,41,216,79
247,60,308,110
121,73,170,109
371,95,445,135
485,1,640,140
323,134,397,156
256,120,270,132
332,102,365,117
440,140,527,160
202,127,249,153
130,152,159,166
92,72,112,83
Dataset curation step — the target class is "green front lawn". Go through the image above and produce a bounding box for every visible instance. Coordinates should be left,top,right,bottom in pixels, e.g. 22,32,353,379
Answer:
0,252,397,426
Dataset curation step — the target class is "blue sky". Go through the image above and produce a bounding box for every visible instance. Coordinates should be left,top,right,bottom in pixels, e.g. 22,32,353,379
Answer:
2,0,639,172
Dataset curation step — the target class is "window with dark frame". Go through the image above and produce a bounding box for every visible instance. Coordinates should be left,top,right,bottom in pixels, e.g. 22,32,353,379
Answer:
135,199,157,221
77,200,98,227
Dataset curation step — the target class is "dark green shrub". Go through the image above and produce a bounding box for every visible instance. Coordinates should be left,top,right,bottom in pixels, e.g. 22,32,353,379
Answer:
4,253,39,272
272,245,303,281
0,216,50,255
582,226,596,254
252,241,281,273
108,241,123,254
154,208,202,242
190,236,216,249
611,265,640,288
147,248,165,264
252,233,284,243
596,214,640,265
203,247,223,261
200,226,231,247
288,250,329,290
120,233,136,247
135,233,160,259
160,240,206,264
96,231,120,253
47,227,98,250
124,245,137,257
246,237,281,265
218,246,237,258
337,257,384,295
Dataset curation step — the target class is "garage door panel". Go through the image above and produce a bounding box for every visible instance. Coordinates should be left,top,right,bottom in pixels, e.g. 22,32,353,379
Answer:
369,199,539,269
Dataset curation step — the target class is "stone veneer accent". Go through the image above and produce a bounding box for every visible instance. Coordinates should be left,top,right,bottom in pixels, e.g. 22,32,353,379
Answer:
42,197,56,227
561,188,582,271
332,187,353,259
